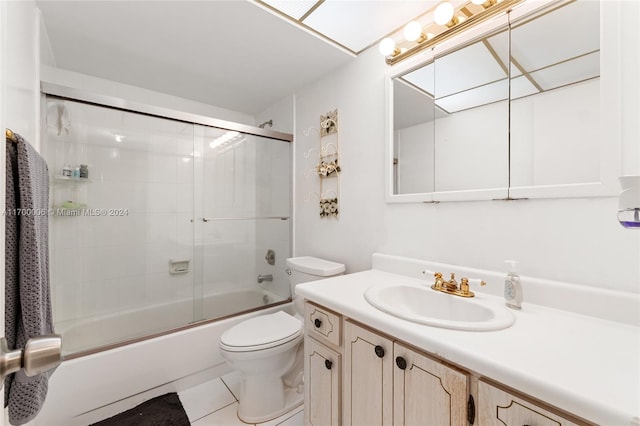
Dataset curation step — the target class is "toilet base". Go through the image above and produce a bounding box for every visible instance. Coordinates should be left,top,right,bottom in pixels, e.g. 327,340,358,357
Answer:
238,386,303,424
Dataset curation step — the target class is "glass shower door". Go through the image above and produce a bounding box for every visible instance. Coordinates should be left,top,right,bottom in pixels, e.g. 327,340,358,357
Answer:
45,96,196,355
194,125,291,323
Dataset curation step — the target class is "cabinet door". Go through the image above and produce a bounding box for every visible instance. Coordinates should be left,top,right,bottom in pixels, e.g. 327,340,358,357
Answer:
305,337,341,426
478,380,582,426
343,321,393,426
393,342,469,426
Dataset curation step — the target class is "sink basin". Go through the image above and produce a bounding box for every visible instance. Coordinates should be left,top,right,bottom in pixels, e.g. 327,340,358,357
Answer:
364,283,515,331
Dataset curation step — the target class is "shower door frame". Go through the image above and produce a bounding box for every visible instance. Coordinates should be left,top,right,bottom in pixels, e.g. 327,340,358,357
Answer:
40,82,293,143
40,82,295,358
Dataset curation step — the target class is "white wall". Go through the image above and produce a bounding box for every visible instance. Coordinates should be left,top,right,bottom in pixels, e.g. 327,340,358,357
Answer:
0,0,8,418
1,0,42,421
5,0,40,147
255,94,294,134
621,0,640,177
293,44,640,293
41,66,254,126
294,48,387,272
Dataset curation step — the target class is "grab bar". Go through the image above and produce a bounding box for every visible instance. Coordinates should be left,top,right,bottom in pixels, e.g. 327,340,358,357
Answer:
202,216,289,222
0,335,62,389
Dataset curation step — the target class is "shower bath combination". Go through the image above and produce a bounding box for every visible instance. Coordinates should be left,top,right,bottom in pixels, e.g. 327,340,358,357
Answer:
43,93,293,357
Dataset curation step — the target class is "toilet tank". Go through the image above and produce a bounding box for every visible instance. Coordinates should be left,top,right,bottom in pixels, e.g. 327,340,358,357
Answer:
286,256,345,315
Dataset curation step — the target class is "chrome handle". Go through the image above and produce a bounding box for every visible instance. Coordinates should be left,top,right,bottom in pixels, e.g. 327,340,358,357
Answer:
0,335,62,388
257,274,273,283
23,335,63,376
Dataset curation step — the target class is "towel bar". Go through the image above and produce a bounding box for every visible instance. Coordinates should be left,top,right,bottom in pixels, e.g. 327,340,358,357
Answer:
0,335,62,389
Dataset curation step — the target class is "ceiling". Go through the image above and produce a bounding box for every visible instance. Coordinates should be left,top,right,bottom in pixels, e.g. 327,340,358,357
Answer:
37,0,439,117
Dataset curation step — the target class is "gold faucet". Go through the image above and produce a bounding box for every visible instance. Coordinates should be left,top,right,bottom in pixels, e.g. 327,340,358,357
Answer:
427,271,486,298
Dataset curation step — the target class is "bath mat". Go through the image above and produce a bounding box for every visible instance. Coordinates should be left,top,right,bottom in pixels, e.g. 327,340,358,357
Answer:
90,393,190,426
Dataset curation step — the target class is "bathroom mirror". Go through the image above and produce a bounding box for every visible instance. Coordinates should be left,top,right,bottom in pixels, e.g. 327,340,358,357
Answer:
392,62,437,196
385,0,621,203
508,0,609,198
432,28,510,200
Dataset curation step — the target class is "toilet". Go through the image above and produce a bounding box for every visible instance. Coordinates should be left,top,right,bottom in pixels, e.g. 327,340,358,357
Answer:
219,256,345,423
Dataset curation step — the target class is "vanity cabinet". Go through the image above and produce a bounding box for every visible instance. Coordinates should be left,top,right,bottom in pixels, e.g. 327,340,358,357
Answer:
393,341,468,425
303,302,590,426
304,336,341,426
477,380,582,426
304,302,343,426
343,320,394,425
343,320,469,426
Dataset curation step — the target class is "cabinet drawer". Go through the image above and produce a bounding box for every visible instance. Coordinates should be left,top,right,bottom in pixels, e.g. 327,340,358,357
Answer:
478,380,585,426
305,302,341,348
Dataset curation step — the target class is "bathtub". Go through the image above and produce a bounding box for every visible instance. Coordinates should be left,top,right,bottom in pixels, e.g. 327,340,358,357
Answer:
56,287,283,355
36,288,292,426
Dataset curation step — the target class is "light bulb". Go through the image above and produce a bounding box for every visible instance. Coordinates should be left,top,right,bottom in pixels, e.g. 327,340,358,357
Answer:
434,1,455,26
379,37,397,56
404,21,423,42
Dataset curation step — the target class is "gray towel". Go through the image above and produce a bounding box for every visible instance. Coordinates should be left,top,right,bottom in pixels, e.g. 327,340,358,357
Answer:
5,133,55,425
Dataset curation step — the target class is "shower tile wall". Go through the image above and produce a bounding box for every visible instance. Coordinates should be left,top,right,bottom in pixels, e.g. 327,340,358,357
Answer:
255,138,291,299
46,99,195,325
46,97,292,335
200,124,258,296
198,126,291,301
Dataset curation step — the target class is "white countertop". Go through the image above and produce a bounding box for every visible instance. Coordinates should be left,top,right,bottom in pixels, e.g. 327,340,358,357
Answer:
296,269,640,426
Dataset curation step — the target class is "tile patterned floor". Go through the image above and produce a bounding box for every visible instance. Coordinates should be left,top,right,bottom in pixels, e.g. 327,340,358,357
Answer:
178,371,304,426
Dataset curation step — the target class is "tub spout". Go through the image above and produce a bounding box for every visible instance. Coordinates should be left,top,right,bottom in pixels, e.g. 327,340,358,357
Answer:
257,274,273,283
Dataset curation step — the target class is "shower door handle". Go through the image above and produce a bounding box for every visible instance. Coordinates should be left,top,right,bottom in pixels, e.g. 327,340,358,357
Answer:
0,335,62,389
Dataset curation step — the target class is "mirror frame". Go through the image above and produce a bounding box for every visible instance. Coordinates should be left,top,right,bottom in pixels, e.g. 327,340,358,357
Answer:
385,0,622,203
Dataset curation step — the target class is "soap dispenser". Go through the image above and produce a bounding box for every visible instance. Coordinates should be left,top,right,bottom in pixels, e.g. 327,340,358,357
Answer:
504,260,522,309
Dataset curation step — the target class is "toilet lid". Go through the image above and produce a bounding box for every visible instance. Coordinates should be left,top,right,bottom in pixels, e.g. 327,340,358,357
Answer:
220,311,302,352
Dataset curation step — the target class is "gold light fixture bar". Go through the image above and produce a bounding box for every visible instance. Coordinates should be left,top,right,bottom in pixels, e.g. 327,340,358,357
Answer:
385,0,523,66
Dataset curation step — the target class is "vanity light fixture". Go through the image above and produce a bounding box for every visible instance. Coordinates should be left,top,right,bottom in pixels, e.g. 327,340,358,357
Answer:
433,1,455,26
380,0,523,66
378,37,400,56
404,21,425,42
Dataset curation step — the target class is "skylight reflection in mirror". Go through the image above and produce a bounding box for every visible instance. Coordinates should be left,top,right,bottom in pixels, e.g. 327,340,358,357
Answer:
510,0,600,98
260,0,318,20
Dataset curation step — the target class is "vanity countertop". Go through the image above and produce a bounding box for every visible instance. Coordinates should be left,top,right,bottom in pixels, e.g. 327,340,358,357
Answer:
296,269,640,426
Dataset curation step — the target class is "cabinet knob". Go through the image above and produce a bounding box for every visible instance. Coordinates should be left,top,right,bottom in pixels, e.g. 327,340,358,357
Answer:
325,359,333,370
314,318,322,328
395,356,407,370
374,345,385,358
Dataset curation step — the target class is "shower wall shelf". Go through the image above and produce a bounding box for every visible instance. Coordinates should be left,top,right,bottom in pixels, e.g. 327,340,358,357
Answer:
51,175,91,218
303,109,340,218
53,176,92,184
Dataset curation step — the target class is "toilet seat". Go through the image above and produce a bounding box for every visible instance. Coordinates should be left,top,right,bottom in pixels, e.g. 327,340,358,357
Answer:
220,311,302,352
